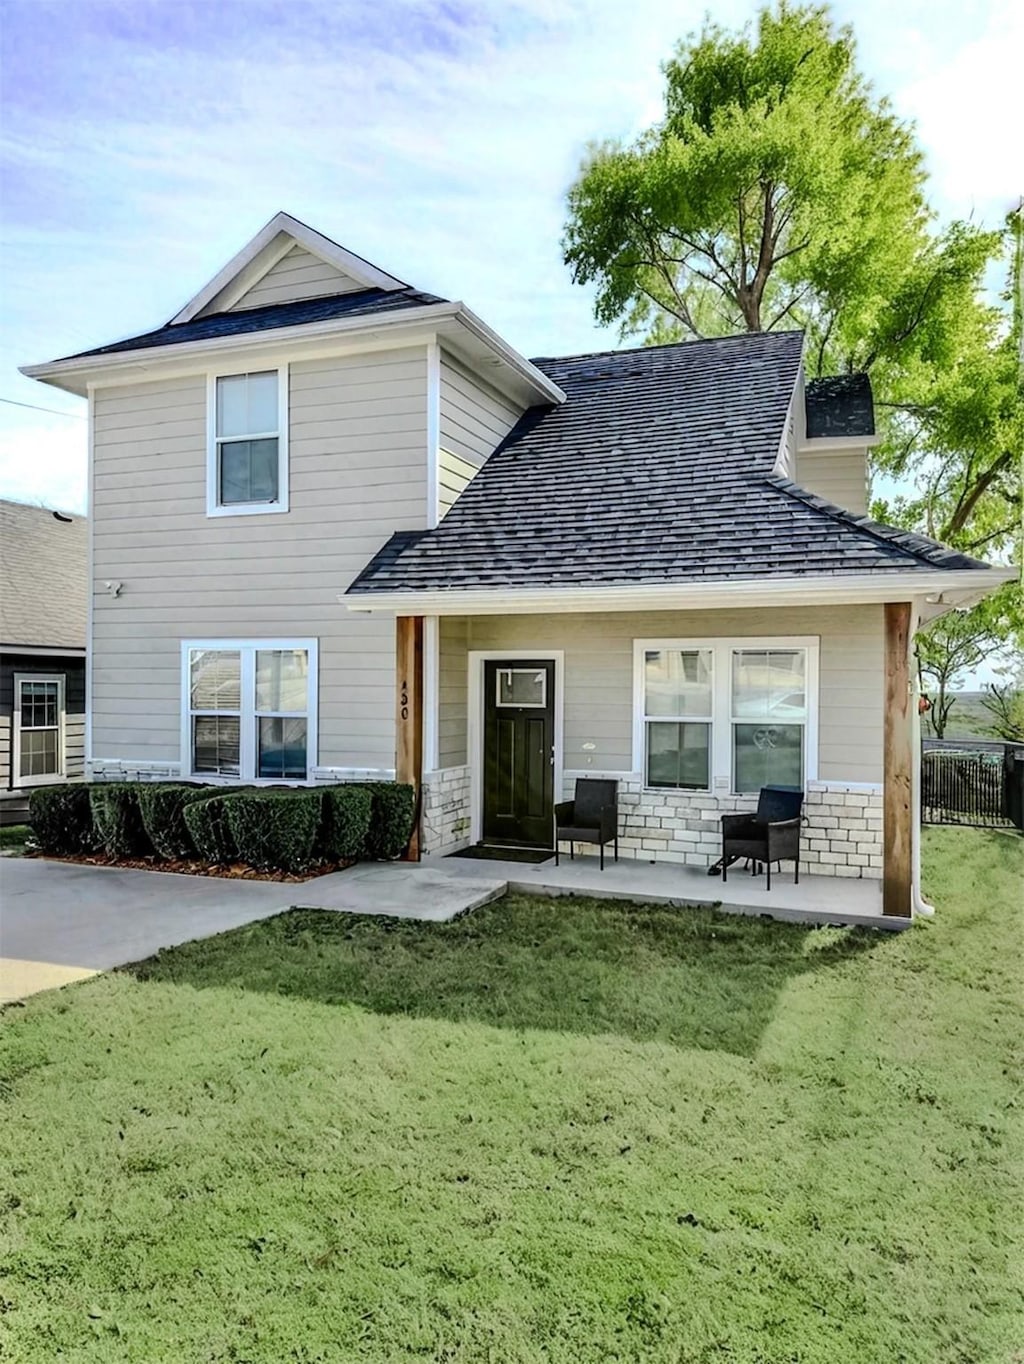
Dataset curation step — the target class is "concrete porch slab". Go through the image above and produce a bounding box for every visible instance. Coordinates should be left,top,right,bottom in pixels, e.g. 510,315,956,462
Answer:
426,849,908,930
290,861,507,921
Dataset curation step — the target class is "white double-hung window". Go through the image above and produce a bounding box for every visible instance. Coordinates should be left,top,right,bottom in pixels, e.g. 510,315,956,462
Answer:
207,368,288,516
183,639,317,781
13,674,65,785
635,638,818,794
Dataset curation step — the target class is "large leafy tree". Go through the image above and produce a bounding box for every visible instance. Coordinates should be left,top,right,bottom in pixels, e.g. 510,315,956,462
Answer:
563,3,1021,565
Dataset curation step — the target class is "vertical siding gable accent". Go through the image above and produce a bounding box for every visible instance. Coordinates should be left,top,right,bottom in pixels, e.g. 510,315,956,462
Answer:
229,245,366,312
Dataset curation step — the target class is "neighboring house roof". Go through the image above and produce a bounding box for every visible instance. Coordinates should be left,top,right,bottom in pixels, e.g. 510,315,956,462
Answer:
805,374,875,438
0,499,88,651
58,288,449,361
349,331,989,597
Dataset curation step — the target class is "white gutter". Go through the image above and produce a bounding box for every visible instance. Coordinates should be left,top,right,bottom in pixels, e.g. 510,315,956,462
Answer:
344,567,1016,616
20,303,567,407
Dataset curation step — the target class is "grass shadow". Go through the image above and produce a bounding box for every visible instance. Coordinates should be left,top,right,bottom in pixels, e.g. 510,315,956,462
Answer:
125,894,886,1058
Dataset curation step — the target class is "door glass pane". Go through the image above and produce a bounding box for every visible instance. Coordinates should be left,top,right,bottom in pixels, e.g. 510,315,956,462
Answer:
732,650,806,719
217,371,277,438
219,439,278,504
190,650,241,711
733,723,803,793
258,717,307,779
646,721,710,789
644,649,712,717
256,649,308,712
20,728,58,777
496,668,546,708
192,715,241,775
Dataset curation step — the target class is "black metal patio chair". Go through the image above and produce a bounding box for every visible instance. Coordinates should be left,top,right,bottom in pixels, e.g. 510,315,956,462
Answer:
554,778,619,870
715,785,804,890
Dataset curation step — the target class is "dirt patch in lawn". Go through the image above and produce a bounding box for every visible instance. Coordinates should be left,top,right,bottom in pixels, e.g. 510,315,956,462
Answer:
24,851,355,882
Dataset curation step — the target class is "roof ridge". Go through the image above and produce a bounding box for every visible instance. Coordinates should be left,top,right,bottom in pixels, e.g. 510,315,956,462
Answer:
767,476,990,571
530,328,805,367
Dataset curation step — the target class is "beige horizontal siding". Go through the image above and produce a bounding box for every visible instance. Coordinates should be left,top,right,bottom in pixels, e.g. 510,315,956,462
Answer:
438,448,480,517
90,347,428,770
438,617,469,767
231,245,364,310
439,351,522,467
447,605,884,784
797,449,868,515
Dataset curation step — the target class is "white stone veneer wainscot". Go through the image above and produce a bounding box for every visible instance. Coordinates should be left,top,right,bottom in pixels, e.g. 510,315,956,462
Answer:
421,765,472,855
561,773,882,879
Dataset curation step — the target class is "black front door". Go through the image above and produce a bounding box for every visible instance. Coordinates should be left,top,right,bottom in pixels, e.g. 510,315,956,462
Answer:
482,659,555,848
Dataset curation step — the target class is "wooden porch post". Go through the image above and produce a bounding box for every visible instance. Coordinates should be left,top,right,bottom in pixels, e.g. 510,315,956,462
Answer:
395,615,424,861
883,602,913,916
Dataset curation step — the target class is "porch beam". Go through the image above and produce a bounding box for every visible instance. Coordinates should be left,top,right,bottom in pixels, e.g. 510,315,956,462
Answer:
395,614,424,861
883,602,913,916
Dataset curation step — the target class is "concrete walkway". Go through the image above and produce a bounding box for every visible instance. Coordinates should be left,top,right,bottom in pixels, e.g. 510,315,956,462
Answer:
0,857,504,1004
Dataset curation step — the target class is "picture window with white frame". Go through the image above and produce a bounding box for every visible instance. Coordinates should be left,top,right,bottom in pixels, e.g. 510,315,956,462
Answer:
208,369,288,515
636,639,817,794
13,674,65,784
184,640,315,781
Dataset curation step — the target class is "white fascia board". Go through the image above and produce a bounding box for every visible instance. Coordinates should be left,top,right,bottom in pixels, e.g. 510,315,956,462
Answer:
168,211,408,325
343,567,1017,617
798,433,883,452
21,303,565,407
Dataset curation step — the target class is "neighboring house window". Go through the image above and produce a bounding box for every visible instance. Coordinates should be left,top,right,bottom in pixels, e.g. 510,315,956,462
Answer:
182,639,317,781
13,674,65,785
635,638,818,794
207,369,288,517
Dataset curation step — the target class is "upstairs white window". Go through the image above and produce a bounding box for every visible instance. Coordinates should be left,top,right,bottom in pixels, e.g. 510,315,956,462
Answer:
13,674,65,785
207,369,288,516
183,640,316,781
635,638,818,794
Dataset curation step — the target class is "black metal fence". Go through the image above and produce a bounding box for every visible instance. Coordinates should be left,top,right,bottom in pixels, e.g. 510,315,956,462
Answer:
921,740,1024,830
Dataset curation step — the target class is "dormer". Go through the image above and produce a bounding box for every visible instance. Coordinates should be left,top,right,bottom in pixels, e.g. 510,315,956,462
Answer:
778,368,879,516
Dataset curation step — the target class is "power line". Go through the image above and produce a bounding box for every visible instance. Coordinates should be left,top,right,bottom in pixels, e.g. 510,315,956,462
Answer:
0,397,86,420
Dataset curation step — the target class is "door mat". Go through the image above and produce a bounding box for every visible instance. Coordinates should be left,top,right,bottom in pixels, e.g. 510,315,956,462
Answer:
447,845,554,865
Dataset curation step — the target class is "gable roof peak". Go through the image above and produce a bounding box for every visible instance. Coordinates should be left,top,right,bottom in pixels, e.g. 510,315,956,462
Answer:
169,210,409,326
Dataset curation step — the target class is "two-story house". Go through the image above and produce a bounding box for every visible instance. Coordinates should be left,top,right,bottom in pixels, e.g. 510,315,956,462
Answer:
22,213,1012,915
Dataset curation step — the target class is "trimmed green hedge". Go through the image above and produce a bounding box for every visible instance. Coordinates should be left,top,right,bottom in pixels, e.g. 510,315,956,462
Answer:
89,783,151,858
27,778,416,871
321,784,374,862
226,790,323,873
182,793,241,865
27,783,95,856
136,784,211,860
359,781,415,860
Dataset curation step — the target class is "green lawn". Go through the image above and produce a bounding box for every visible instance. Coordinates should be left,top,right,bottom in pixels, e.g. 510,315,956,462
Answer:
1,829,1021,1363
0,824,30,855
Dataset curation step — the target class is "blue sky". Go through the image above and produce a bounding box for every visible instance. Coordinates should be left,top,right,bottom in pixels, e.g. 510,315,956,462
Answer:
2,0,1020,522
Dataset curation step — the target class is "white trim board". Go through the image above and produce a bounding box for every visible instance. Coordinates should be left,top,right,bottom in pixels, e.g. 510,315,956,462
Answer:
467,649,564,845
345,569,1015,618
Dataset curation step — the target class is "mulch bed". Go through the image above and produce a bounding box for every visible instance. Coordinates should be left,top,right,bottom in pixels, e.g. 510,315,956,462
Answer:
24,851,354,883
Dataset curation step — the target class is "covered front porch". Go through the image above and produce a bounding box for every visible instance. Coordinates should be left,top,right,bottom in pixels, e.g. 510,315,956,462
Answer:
424,843,899,929
387,595,920,919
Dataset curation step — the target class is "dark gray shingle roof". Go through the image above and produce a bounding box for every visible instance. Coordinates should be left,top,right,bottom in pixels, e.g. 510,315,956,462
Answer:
349,331,988,596
1,500,88,650
805,374,874,438
59,288,448,360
